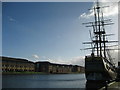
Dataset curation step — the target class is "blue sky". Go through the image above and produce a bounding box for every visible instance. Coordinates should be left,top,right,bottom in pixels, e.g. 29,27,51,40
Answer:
2,2,118,66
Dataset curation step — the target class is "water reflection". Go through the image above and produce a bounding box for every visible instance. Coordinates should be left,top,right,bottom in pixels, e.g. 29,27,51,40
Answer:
3,74,111,89
2,74,86,88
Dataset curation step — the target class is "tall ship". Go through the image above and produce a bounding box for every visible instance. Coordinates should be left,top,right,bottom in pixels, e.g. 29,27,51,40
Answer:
82,2,118,82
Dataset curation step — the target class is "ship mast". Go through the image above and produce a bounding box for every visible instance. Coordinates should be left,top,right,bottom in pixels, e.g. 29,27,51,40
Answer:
82,1,117,58
97,1,102,56
93,6,99,56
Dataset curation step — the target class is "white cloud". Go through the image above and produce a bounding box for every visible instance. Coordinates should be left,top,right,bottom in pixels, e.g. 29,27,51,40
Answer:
70,56,85,66
32,54,40,59
105,45,119,66
49,58,71,65
28,55,85,66
8,16,16,22
80,9,94,19
45,56,85,67
80,0,118,18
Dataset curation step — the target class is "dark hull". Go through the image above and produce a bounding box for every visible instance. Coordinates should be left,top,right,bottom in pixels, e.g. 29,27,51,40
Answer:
85,56,117,82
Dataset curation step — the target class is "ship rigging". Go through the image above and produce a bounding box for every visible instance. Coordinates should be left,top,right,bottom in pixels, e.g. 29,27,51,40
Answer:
82,1,118,82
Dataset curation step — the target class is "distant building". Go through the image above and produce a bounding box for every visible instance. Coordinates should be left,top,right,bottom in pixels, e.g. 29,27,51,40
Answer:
72,65,84,73
35,61,50,73
35,61,84,74
2,56,35,72
2,56,85,73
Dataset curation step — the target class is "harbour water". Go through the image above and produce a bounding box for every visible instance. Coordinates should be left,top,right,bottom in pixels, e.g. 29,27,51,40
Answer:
2,74,86,88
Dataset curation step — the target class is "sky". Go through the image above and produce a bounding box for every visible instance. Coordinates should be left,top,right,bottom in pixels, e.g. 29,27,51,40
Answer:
2,1,119,66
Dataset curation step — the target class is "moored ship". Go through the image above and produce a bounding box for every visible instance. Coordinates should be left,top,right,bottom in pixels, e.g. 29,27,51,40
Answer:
82,2,117,82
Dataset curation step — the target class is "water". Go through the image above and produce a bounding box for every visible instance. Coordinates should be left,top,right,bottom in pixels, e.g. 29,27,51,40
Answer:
2,74,86,88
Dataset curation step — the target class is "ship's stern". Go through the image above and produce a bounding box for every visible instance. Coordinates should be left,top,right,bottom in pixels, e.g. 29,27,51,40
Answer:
85,56,107,81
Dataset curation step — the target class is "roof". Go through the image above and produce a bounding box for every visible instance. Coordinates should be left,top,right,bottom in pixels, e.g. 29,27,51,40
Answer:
2,56,29,62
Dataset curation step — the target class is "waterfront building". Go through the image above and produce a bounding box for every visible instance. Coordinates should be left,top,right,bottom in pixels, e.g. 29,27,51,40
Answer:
35,61,50,73
2,56,85,73
35,61,84,74
2,56,35,72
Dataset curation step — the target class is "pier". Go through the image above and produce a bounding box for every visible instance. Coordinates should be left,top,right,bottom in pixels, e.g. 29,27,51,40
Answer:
100,81,120,90
86,81,120,90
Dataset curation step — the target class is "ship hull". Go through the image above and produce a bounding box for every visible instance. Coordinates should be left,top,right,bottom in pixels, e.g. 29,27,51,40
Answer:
85,56,117,82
